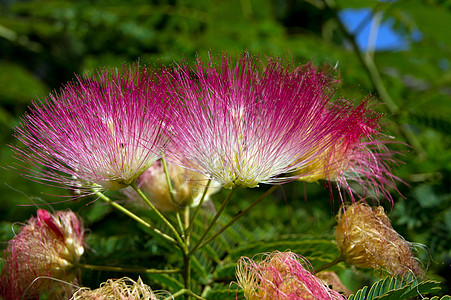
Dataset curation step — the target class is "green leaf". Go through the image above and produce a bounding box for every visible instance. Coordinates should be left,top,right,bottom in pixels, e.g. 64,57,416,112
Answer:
389,1,451,47
348,275,443,300
0,61,48,104
336,0,384,10
147,273,184,291
203,285,243,300
424,296,451,300
409,113,451,135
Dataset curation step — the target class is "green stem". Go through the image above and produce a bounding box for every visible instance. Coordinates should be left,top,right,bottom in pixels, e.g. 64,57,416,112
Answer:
315,255,345,273
75,263,181,274
197,185,279,250
130,182,185,248
94,192,177,245
161,158,185,235
176,211,184,235
329,2,427,160
165,289,207,300
187,179,212,235
161,158,176,202
188,187,237,256
183,253,192,300
184,206,191,246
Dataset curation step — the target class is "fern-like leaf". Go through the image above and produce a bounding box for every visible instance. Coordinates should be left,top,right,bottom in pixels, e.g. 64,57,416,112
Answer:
423,296,451,300
348,275,443,300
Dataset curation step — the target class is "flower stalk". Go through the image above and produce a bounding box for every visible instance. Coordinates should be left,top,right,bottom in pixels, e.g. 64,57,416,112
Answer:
187,179,212,235
315,255,345,273
188,187,237,256
95,191,177,245
130,182,185,248
196,185,279,250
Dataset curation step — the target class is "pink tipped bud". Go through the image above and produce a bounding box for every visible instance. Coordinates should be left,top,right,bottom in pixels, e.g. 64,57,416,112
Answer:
335,202,423,278
236,251,345,300
72,277,172,299
0,209,85,299
128,159,221,211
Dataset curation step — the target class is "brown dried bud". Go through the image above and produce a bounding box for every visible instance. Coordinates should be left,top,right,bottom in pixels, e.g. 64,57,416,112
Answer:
335,203,423,278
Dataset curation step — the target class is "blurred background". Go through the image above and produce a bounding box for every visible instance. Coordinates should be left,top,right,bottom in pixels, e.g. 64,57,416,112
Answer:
1,0,450,296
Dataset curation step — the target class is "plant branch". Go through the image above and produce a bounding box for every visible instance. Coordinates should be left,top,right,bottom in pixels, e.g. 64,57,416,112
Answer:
187,179,212,235
160,158,185,235
197,185,279,250
188,187,237,256
166,289,207,300
315,255,345,273
130,182,185,248
94,192,177,245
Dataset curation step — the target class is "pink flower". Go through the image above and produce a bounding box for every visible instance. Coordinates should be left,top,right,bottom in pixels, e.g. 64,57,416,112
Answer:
0,209,85,299
236,251,345,299
164,53,398,195
13,64,169,194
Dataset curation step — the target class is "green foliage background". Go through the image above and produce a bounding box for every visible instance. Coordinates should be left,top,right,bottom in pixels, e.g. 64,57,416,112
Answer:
0,0,450,298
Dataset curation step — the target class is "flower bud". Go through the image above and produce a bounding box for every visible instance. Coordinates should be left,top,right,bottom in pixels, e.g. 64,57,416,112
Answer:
128,159,221,211
236,251,345,300
0,209,85,299
72,277,172,299
335,202,423,278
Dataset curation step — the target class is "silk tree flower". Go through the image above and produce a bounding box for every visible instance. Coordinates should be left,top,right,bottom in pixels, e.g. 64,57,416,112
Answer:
335,202,423,278
0,209,85,299
293,100,400,201
72,277,172,300
163,53,397,192
12,64,169,194
125,157,221,211
236,251,345,299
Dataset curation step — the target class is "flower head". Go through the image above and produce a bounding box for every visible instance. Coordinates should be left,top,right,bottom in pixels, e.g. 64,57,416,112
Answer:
164,53,397,192
335,202,423,277
236,251,346,300
126,158,221,211
13,64,169,194
72,277,172,300
0,209,85,299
